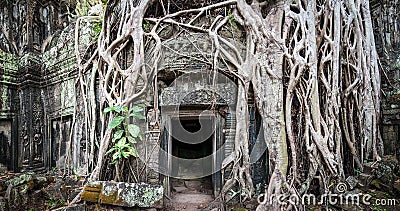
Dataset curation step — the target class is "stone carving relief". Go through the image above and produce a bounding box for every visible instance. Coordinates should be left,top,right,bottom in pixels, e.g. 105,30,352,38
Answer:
32,90,44,166
160,82,236,106
21,126,29,165
19,87,45,170
19,91,30,166
33,133,43,161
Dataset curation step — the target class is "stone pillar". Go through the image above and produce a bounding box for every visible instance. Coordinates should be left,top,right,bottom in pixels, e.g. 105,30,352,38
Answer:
18,53,46,171
223,109,235,181
145,109,161,184
224,109,235,158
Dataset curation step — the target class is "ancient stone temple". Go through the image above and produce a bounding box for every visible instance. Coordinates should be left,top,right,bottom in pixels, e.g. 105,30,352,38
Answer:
371,0,400,158
0,1,269,198
0,0,72,172
0,0,399,202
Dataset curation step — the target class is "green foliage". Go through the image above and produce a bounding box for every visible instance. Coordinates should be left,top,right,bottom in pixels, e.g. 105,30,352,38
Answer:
46,198,64,209
355,168,362,176
104,105,145,163
109,116,125,128
143,20,151,32
71,173,81,180
227,10,239,30
373,203,386,211
75,0,104,16
92,21,102,42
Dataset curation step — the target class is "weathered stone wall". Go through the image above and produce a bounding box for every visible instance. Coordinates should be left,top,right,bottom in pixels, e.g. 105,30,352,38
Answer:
371,0,400,160
0,48,77,172
0,1,78,172
0,0,71,172
42,27,79,172
0,1,70,54
0,52,19,171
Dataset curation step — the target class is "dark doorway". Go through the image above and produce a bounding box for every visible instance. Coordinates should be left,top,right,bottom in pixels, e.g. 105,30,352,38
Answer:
172,118,213,177
0,120,12,171
161,111,223,200
170,117,214,197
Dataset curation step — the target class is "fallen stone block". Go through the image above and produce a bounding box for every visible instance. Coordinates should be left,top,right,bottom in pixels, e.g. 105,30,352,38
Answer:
346,176,358,189
1,173,57,210
173,186,187,193
81,181,163,208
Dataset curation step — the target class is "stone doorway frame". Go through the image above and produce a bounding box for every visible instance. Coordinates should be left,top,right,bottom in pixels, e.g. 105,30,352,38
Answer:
161,107,223,198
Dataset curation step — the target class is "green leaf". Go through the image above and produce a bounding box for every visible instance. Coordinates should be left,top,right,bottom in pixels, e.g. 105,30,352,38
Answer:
104,106,127,114
122,151,129,158
127,136,136,144
109,116,125,129
103,107,114,113
127,124,140,138
112,130,124,142
117,137,127,146
131,106,143,113
113,106,123,113
123,106,129,112
106,148,116,155
130,112,146,120
128,148,138,157
112,152,120,161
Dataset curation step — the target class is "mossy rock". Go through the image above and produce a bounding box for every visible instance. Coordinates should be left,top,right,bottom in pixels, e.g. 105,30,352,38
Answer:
81,181,163,208
5,173,34,187
231,208,249,211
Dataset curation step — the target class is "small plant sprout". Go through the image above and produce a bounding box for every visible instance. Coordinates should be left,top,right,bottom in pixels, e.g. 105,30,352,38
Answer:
104,105,145,163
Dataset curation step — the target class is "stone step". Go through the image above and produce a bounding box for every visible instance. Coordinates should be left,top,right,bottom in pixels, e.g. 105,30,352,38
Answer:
184,180,203,189
173,186,188,193
172,193,213,204
171,193,214,211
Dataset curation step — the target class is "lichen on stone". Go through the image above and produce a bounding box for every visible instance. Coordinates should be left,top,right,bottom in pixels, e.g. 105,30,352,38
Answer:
117,182,162,207
102,183,117,196
5,173,34,187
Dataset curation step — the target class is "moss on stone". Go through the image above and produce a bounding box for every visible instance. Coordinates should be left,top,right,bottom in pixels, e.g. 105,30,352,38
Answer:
5,173,34,187
82,181,163,208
